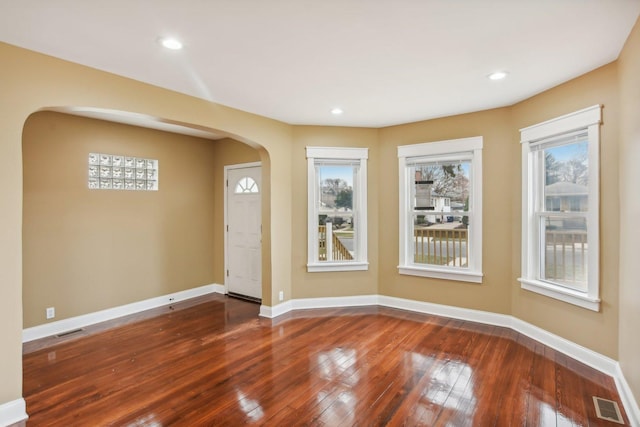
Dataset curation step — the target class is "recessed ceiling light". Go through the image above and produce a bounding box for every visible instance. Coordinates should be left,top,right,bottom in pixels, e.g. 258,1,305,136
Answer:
488,71,508,81
331,107,344,115
159,37,183,50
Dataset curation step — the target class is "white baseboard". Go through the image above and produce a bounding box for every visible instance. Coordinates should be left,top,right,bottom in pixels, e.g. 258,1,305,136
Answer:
0,398,27,427
615,363,640,427
293,294,378,310
259,295,377,318
378,295,511,327
23,284,224,343
378,295,619,376
509,317,618,376
260,300,292,318
260,293,638,422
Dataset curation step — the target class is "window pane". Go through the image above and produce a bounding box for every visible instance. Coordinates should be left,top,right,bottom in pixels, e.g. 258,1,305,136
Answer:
411,161,470,215
541,215,587,290
543,141,588,212
235,176,259,194
317,165,356,262
413,216,469,267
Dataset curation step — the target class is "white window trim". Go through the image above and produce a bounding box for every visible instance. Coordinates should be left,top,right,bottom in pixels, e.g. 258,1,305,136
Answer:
519,105,601,311
306,146,368,272
398,136,483,283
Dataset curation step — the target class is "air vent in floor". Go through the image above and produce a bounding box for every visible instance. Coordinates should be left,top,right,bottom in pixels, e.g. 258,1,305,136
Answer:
592,396,624,424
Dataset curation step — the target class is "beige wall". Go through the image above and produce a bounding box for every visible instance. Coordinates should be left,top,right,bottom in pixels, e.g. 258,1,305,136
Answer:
510,63,620,358
291,126,379,299
618,17,640,406
378,108,515,314
0,41,292,406
2,14,640,411
376,61,623,360
22,113,259,327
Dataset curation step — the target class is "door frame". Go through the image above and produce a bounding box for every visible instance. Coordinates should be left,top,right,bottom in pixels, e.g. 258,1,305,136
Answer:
223,161,262,297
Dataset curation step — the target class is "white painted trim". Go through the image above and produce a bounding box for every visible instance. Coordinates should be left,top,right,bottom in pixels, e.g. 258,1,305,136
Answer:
306,146,368,271
398,266,483,283
508,316,616,375
398,136,482,158
380,295,615,376
520,104,602,143
259,294,637,420
378,295,510,326
23,284,224,342
224,162,262,295
307,262,369,272
259,295,377,318
615,363,640,427
519,106,601,311
259,300,292,318
518,278,600,312
292,295,378,310
397,136,483,281
0,398,27,427
306,146,369,160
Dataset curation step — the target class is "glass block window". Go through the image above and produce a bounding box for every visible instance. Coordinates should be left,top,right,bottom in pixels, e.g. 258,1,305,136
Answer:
88,153,158,191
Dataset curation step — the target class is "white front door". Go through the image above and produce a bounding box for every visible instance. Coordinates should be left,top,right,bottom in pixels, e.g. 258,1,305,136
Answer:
225,164,262,300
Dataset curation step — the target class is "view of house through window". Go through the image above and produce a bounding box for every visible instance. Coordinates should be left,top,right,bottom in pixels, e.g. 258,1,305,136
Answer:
398,137,483,283
411,160,471,268
519,105,600,311
317,164,356,262
540,138,589,289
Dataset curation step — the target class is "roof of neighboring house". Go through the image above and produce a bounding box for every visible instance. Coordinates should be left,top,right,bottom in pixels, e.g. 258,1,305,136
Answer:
545,181,588,195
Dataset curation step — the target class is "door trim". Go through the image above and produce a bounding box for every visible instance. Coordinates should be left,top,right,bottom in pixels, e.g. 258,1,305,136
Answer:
224,161,262,296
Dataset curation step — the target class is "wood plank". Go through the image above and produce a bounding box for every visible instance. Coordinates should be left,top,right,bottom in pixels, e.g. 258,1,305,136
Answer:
22,294,630,426
525,342,558,427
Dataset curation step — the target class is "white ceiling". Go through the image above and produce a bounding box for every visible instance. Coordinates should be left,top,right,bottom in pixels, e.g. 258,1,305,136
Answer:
1,0,639,128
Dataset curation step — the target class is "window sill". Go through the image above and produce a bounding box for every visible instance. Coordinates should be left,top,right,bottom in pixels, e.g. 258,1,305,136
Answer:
398,265,483,283
307,262,369,273
518,278,600,312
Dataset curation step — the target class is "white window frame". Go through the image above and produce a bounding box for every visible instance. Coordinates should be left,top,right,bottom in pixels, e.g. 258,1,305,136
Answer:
306,147,368,272
519,105,601,311
398,136,483,283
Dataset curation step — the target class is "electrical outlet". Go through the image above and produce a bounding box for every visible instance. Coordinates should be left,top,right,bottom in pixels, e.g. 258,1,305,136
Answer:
278,291,284,302
46,307,55,319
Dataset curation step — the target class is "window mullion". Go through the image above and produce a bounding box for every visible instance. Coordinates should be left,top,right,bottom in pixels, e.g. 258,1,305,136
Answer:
306,146,368,272
519,105,601,310
398,136,483,283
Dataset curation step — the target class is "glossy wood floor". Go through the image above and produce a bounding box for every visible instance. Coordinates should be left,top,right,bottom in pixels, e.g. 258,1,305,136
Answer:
22,294,629,426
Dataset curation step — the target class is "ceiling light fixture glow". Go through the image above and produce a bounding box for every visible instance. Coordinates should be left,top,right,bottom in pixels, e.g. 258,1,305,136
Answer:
159,37,183,50
330,107,344,115
488,71,508,81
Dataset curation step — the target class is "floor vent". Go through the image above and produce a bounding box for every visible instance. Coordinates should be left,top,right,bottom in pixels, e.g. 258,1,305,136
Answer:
227,292,261,304
56,328,84,338
592,396,624,424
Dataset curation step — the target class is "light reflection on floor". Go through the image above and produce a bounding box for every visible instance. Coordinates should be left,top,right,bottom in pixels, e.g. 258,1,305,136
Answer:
314,347,359,425
235,389,265,422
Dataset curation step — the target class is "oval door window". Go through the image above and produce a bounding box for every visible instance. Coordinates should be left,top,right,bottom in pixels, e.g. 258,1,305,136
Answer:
234,176,259,194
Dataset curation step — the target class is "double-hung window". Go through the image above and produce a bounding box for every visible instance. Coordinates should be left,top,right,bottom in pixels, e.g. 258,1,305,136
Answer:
398,137,483,283
306,147,368,272
519,105,601,311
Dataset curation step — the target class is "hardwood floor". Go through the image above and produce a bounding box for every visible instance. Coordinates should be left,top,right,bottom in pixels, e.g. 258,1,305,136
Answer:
22,294,629,426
